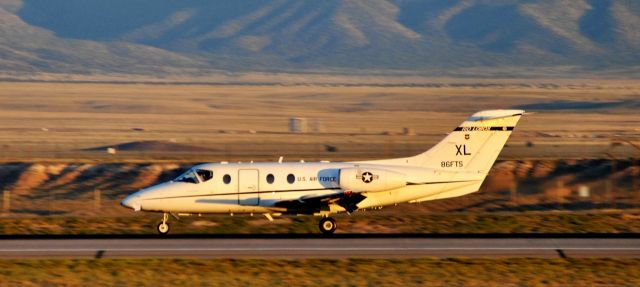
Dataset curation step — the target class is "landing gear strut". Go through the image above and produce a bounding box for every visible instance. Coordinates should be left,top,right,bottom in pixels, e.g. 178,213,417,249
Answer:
157,212,170,235
319,217,337,234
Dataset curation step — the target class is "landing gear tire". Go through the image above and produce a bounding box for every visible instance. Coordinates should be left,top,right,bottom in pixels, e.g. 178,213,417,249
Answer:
157,212,170,235
157,222,170,234
319,217,337,234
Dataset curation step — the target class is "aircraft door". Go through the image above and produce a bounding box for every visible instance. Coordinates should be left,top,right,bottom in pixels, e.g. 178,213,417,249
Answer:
238,169,259,205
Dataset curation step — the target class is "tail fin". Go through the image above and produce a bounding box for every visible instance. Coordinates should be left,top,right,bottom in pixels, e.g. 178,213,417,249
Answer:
407,109,524,174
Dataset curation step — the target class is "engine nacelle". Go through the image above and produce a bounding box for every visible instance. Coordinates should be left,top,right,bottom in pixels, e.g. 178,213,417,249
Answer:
339,167,407,192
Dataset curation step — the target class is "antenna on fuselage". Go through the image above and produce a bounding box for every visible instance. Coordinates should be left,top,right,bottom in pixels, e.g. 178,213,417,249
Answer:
278,156,283,163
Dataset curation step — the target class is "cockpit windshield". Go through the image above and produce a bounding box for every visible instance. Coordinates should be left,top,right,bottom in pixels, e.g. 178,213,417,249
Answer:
174,169,199,184
174,169,213,184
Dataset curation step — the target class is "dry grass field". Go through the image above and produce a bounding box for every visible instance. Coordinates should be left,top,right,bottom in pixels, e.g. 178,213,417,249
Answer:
0,258,638,286
0,81,638,163
2,212,640,235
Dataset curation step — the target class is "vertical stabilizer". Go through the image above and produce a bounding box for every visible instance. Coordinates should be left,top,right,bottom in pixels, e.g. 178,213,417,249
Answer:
407,110,524,175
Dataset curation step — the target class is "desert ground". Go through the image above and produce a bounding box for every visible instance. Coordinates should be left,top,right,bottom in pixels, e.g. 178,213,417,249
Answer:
0,81,638,163
0,81,638,285
0,81,637,229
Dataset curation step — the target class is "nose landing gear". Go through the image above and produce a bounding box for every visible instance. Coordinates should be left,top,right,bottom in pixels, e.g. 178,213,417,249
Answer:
319,217,337,234
157,213,170,235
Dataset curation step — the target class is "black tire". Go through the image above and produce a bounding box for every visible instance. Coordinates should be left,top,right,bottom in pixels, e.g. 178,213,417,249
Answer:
319,217,337,234
157,222,170,235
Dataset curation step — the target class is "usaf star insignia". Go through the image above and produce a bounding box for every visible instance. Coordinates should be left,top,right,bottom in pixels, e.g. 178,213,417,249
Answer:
361,171,374,183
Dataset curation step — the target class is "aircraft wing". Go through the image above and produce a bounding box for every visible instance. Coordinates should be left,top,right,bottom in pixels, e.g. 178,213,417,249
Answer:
299,191,347,202
274,190,366,214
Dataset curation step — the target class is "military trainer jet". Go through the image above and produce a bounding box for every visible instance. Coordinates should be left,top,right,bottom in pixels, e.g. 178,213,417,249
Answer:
122,110,525,234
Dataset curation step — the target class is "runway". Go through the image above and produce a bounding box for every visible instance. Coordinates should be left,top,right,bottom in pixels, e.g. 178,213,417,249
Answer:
0,237,638,259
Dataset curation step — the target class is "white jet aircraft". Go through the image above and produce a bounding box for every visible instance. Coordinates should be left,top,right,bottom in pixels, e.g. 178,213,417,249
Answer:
122,109,525,234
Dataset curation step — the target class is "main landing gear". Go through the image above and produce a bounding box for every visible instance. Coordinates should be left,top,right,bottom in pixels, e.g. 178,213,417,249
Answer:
157,212,170,235
319,217,337,234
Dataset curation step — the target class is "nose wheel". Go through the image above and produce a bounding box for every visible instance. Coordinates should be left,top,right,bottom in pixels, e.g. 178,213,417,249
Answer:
157,213,170,235
319,217,337,234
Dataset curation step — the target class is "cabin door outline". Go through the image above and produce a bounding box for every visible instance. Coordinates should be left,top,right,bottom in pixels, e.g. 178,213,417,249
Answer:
238,169,259,205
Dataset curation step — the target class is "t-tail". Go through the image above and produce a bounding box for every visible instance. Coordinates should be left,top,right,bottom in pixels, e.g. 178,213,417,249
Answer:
408,109,524,174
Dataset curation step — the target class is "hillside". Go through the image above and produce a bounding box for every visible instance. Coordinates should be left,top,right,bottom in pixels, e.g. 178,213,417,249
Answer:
0,159,637,217
1,0,640,78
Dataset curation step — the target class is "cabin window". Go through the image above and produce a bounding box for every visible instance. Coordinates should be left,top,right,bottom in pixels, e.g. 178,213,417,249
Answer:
174,169,199,184
196,169,213,182
287,174,295,184
223,174,231,184
266,174,274,184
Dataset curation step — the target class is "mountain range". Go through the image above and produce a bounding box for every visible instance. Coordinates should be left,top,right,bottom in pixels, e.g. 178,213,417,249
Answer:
1,0,639,79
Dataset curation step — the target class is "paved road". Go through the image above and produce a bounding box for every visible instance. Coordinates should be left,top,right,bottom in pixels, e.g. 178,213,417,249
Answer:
0,237,638,259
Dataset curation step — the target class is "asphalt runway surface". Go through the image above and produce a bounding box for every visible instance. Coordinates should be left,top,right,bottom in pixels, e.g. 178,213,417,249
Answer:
0,235,638,259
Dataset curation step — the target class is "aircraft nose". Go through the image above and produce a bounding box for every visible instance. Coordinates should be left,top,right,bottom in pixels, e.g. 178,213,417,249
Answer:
121,195,141,211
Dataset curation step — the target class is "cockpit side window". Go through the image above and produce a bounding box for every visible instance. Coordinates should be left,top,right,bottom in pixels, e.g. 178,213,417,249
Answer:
196,169,213,182
174,170,199,184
